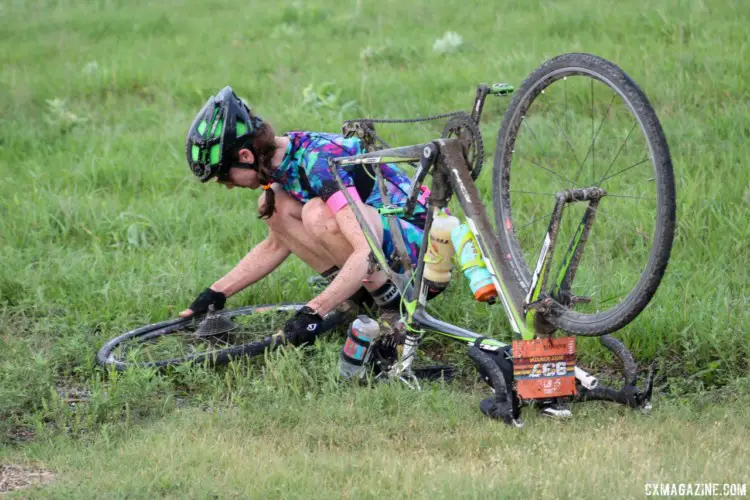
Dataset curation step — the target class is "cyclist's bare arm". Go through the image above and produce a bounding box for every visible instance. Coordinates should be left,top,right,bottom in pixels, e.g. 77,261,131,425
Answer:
179,234,290,317
211,233,290,297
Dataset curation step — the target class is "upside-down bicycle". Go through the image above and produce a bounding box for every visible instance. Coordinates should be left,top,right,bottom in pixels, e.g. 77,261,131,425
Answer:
98,53,675,425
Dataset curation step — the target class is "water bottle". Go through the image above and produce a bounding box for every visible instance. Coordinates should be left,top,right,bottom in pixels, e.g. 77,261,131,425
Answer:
450,223,498,302
339,315,381,379
422,210,460,289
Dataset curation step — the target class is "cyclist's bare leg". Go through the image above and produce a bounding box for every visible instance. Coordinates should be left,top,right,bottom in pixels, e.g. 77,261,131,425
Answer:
260,186,337,274
300,198,389,290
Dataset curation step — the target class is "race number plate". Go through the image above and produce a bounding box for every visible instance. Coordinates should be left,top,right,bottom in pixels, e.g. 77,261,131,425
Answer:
512,337,576,399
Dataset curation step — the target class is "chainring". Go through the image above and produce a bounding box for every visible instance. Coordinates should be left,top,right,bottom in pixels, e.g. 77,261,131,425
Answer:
441,114,484,180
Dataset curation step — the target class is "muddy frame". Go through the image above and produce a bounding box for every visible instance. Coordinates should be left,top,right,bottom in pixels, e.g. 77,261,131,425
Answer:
327,84,656,424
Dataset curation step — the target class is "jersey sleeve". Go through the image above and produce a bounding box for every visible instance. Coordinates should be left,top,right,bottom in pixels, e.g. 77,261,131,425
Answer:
306,146,363,213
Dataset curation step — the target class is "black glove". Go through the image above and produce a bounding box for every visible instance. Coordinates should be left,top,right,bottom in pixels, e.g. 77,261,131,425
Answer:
282,306,323,346
187,288,227,316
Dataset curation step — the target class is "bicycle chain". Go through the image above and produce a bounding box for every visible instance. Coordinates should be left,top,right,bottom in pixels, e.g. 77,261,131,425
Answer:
441,113,485,180
342,110,485,180
343,110,467,150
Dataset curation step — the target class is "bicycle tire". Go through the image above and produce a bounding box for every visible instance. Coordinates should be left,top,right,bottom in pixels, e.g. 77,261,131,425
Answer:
96,303,347,371
493,53,676,336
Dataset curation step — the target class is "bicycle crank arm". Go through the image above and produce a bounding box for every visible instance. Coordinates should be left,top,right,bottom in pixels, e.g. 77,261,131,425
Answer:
471,83,514,123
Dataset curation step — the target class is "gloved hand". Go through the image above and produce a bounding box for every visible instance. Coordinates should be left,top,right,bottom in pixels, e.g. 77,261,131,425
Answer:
282,306,323,346
179,288,227,318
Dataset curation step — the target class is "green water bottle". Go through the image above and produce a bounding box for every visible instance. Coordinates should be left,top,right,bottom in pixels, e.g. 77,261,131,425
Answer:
450,224,498,302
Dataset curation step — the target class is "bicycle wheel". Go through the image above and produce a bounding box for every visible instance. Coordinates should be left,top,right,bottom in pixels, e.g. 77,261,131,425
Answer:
493,53,676,336
97,304,348,371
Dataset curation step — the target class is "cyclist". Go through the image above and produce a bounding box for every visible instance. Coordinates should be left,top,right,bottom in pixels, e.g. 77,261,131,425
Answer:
181,86,436,346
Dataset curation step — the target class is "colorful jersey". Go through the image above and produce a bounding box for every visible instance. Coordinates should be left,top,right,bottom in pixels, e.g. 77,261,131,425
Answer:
380,214,425,272
272,131,426,224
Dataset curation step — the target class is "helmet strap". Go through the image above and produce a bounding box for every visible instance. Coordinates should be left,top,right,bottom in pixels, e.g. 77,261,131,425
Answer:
233,141,259,171
231,161,258,172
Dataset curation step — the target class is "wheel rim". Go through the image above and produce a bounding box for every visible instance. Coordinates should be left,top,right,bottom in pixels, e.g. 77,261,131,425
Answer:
104,305,302,368
497,65,668,322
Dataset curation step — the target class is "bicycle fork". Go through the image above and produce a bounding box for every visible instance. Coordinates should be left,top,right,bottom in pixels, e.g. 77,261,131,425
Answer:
524,187,606,336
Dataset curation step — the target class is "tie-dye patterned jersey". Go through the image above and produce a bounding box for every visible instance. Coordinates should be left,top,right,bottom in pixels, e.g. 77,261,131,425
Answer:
271,131,427,268
272,131,426,221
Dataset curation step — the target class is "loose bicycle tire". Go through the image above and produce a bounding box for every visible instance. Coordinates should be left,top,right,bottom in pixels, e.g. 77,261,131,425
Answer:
96,303,347,371
493,53,676,336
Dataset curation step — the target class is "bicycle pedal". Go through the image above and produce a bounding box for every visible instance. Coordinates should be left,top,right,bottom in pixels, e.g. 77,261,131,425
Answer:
489,83,514,96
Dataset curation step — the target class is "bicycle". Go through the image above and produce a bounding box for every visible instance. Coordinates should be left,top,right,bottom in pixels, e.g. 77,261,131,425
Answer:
98,53,675,425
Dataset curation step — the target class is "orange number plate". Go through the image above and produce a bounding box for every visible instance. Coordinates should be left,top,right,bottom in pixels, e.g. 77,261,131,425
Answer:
512,337,577,399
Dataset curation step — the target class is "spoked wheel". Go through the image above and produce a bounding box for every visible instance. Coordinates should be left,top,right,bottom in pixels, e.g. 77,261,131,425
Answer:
493,53,676,336
96,304,347,371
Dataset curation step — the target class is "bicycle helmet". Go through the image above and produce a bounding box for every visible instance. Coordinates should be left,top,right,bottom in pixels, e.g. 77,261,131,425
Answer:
185,86,264,182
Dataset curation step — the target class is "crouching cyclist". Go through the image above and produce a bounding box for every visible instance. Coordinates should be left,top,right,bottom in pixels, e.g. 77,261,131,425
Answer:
181,86,437,348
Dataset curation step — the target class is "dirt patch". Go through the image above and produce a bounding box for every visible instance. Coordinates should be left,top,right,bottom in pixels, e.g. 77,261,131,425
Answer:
0,464,55,495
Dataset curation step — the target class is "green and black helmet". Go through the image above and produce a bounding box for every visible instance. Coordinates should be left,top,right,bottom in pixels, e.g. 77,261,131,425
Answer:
185,86,264,182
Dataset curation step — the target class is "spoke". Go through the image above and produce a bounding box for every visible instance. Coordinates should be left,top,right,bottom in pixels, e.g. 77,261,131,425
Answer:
212,338,230,348
591,205,640,237
539,88,582,168
516,210,555,233
517,154,580,187
604,193,655,201
138,329,198,340
573,93,617,184
599,157,651,184
520,115,551,160
597,122,638,184
510,189,559,197
231,328,275,336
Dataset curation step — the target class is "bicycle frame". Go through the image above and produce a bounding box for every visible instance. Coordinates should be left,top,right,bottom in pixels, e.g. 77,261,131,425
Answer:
330,140,603,335
326,84,621,405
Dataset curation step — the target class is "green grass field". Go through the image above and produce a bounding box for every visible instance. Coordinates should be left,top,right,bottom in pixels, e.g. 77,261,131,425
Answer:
1,0,748,496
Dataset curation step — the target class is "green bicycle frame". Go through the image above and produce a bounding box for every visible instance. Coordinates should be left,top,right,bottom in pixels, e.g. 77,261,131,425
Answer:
330,133,605,348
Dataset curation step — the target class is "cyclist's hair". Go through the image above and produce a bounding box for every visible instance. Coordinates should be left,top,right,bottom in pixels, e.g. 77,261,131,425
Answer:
233,121,278,219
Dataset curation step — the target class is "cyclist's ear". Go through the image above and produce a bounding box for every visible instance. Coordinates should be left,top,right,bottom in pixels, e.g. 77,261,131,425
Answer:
237,148,255,164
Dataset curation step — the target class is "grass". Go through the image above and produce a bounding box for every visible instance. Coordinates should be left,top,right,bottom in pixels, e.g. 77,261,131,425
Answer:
0,0,749,496
3,348,750,498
